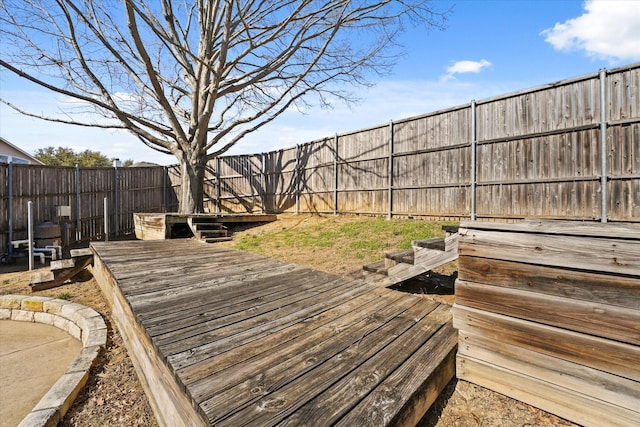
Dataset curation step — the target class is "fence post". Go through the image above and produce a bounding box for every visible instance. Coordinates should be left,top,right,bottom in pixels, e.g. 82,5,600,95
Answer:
295,144,301,214
103,197,109,241
7,162,13,255
334,134,339,215
28,201,33,271
162,165,167,212
599,68,608,223
75,164,81,240
113,161,119,236
216,157,222,213
388,120,394,219
470,100,477,221
260,153,266,213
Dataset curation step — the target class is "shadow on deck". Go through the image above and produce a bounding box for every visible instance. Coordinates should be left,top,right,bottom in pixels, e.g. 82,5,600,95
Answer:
91,239,456,427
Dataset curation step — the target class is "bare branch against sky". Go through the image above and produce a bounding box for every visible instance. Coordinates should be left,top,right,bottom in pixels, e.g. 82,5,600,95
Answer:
0,0,447,213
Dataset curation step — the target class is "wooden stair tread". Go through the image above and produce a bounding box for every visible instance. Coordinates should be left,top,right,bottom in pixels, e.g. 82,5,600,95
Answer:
197,230,228,236
413,237,445,251
202,237,233,243
362,260,388,275
187,216,231,243
386,249,415,265
442,225,459,234
30,249,95,291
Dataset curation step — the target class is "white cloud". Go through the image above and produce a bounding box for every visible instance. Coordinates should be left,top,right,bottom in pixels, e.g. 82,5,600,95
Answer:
542,0,640,62
441,60,492,81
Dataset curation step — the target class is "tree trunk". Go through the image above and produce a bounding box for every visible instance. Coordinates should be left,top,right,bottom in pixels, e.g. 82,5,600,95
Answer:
178,156,206,214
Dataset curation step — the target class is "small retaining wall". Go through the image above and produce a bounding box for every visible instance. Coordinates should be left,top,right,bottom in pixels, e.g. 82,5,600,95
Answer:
0,295,107,427
452,220,640,427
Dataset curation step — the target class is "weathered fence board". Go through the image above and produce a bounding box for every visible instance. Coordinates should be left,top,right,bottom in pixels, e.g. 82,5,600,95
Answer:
2,64,639,250
1,164,174,250
208,63,639,221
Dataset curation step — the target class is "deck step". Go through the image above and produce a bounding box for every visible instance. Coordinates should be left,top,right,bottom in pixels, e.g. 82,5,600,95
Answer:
362,260,389,275
442,225,459,236
203,236,233,243
50,258,75,271
386,249,415,265
188,216,231,243
196,229,228,239
30,249,94,292
412,237,445,251
193,224,226,231
196,226,227,233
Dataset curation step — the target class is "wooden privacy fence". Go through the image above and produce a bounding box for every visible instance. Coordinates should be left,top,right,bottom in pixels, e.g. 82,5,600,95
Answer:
0,164,179,251
208,63,639,222
1,64,638,251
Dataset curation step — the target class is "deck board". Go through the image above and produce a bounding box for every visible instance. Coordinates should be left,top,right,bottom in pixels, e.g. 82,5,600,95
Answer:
91,239,456,427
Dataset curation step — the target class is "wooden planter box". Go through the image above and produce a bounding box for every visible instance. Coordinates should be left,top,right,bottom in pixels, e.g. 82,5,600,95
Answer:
453,220,640,427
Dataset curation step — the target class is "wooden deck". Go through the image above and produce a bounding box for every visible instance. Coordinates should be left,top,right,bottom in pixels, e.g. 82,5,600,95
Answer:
91,239,456,427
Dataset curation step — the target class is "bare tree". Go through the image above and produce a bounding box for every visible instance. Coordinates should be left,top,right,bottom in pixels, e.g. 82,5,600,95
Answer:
1,0,446,213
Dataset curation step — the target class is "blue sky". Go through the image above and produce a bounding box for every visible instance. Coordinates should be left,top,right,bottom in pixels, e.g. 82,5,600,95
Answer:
1,0,639,165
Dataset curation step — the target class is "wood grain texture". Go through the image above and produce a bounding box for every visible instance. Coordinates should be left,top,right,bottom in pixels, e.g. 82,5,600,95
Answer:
458,227,640,276
457,255,640,309
459,219,640,239
455,280,640,345
458,332,640,411
457,355,640,427
92,249,209,427
91,239,456,427
452,304,640,382
453,220,640,427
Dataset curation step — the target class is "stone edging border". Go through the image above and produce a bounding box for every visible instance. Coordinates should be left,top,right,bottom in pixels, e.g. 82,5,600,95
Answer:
0,294,107,427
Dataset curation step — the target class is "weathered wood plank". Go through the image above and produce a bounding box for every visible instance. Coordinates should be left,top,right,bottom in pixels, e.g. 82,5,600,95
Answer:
458,332,640,411
131,262,308,310
458,227,640,276
459,219,640,239
455,280,640,345
457,255,640,309
92,248,209,427
149,272,349,343
452,305,640,382
135,266,318,324
157,275,379,357
176,288,388,383
208,298,446,426
457,355,640,427
92,239,460,427
328,322,456,427
168,279,381,371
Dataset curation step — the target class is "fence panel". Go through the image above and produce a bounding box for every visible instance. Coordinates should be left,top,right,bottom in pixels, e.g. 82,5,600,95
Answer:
298,138,335,213
2,64,639,248
117,166,167,233
1,165,174,250
337,126,389,214
264,148,297,213
217,154,264,213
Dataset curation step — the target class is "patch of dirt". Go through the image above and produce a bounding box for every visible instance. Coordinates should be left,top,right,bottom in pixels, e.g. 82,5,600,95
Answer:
0,214,576,426
0,263,156,427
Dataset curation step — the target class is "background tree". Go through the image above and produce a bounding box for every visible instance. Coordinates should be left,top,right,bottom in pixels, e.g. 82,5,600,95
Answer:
34,146,133,167
1,0,447,213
